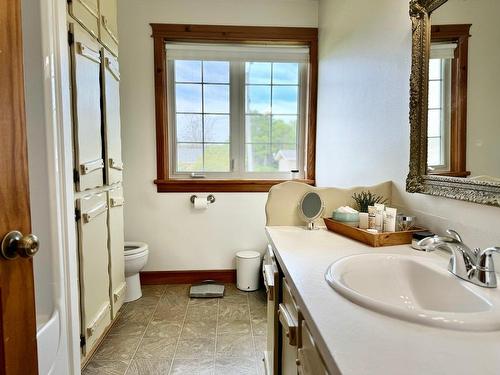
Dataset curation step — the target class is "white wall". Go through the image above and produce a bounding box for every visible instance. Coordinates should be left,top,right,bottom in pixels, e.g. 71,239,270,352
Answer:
432,0,500,178
317,0,500,250
117,0,319,271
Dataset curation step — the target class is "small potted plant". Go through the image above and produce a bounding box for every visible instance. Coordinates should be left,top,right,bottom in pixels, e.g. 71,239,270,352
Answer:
351,191,387,213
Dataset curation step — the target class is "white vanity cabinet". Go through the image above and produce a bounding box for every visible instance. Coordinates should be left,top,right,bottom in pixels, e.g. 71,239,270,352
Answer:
107,185,126,318
76,193,112,356
69,22,104,192
101,49,123,185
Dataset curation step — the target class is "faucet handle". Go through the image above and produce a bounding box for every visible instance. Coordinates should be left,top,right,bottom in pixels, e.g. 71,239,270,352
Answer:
446,229,463,243
477,247,500,272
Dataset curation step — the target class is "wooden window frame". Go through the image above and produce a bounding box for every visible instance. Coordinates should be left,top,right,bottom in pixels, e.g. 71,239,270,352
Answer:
151,24,318,192
429,24,471,178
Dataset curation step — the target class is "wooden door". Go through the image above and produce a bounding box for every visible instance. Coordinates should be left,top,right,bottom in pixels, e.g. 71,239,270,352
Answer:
0,0,39,374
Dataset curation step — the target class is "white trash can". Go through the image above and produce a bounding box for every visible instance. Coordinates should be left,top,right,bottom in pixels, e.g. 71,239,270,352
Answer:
236,250,261,291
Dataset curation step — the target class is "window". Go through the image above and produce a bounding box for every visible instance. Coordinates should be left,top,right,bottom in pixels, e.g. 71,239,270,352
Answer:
151,24,318,192
427,24,471,177
428,54,452,170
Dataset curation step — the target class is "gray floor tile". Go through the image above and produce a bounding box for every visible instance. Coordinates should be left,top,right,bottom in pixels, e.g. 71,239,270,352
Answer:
144,319,182,338
170,357,214,375
93,336,141,361
175,337,216,359
153,304,187,322
253,335,267,352
125,359,171,375
83,360,129,375
215,356,257,375
185,304,218,322
134,336,177,359
219,301,250,321
217,319,252,335
251,317,267,336
180,320,217,339
141,285,166,298
216,334,254,357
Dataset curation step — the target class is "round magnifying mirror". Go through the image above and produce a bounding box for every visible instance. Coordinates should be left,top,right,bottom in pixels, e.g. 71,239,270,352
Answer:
299,192,324,230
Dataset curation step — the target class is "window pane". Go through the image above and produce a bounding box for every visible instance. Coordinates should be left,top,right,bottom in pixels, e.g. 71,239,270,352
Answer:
272,115,297,144
203,61,229,83
204,144,230,172
204,115,230,142
246,144,277,172
176,114,202,142
273,63,299,84
246,115,270,143
246,62,271,84
175,60,201,82
428,109,441,137
175,84,202,113
427,137,441,166
204,85,230,113
246,85,271,114
272,86,298,114
429,59,441,80
177,143,203,172
272,144,297,172
428,81,441,109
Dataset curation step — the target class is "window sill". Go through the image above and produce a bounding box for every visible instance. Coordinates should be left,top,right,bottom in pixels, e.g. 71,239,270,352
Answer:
154,178,315,192
428,171,471,178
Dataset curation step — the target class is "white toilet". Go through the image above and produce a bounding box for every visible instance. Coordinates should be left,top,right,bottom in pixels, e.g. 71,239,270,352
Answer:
124,242,149,302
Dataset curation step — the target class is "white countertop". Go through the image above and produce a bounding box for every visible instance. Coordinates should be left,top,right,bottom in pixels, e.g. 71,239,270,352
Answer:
265,226,500,375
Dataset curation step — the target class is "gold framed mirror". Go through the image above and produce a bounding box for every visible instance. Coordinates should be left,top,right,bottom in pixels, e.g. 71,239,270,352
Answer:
407,0,500,207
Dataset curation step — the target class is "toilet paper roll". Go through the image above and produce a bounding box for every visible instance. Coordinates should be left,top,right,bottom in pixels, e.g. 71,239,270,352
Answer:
194,197,208,210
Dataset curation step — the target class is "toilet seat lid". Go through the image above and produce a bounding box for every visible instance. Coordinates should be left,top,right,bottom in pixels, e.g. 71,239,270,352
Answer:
124,241,148,256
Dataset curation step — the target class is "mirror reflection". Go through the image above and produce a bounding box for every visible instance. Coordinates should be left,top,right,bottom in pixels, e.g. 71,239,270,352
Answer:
428,0,500,183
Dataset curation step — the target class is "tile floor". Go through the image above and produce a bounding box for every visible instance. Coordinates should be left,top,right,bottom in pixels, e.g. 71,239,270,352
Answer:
83,284,267,375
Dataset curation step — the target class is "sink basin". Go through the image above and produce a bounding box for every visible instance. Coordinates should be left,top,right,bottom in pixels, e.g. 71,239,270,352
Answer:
325,254,500,331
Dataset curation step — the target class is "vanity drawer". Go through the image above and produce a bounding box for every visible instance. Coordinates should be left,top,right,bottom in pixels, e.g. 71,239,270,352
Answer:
297,317,330,375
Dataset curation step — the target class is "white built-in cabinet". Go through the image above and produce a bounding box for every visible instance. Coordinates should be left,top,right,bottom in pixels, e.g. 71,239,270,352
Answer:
76,193,111,355
68,0,124,363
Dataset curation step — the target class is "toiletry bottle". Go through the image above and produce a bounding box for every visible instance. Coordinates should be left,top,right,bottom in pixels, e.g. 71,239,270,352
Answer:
383,207,397,232
368,206,376,229
374,203,385,232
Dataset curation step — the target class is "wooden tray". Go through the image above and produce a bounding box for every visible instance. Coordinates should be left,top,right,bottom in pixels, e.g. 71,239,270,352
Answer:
324,218,425,247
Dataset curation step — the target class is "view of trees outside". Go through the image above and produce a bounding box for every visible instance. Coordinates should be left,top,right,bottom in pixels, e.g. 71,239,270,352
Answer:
174,60,300,173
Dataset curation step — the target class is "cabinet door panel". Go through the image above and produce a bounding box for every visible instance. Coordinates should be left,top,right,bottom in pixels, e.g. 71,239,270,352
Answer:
70,23,104,191
99,0,119,56
102,49,123,185
297,319,329,375
68,0,99,40
107,185,126,318
77,192,111,355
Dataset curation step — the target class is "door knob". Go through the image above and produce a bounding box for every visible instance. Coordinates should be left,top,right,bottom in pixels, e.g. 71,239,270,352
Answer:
1,231,40,260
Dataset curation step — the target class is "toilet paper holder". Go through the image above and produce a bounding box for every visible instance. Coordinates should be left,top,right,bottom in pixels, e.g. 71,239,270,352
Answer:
190,194,216,205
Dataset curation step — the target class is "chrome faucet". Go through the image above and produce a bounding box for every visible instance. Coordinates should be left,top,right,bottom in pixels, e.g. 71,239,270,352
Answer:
418,229,500,288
